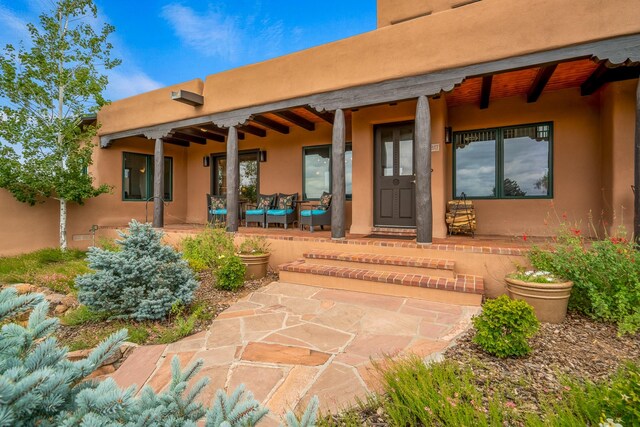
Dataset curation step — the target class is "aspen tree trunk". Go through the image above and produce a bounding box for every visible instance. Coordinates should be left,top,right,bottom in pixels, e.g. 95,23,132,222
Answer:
59,198,67,250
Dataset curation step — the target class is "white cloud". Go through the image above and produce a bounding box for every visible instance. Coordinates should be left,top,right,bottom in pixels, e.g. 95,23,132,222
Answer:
0,3,163,102
105,69,163,101
161,3,240,60
160,2,284,63
0,4,30,42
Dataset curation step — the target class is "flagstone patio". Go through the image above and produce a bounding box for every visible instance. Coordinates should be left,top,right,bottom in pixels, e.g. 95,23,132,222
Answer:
109,282,479,424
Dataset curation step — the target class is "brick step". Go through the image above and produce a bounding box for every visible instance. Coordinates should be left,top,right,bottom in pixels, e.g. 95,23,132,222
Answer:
278,260,483,306
371,227,417,236
303,250,456,279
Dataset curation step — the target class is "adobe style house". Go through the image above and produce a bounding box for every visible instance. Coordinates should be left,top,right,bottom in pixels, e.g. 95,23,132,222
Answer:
2,0,639,301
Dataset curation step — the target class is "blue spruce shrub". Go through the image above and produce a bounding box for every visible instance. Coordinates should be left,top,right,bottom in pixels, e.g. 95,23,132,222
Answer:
76,220,198,320
0,287,320,426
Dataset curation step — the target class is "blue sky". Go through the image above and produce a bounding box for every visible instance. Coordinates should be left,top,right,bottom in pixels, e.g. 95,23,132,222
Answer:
0,0,376,101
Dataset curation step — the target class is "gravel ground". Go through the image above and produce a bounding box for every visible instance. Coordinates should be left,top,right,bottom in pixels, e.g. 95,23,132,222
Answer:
444,312,640,415
322,312,640,426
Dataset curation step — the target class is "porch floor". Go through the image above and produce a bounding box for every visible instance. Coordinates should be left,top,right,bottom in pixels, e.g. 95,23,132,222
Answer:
160,223,540,255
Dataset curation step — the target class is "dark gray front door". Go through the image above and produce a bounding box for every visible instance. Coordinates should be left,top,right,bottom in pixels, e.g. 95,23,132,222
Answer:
374,123,416,227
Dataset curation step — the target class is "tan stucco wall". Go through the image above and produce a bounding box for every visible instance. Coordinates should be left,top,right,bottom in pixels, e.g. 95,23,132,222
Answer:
446,88,604,237
0,190,61,256
600,80,637,234
377,0,477,27
97,0,639,135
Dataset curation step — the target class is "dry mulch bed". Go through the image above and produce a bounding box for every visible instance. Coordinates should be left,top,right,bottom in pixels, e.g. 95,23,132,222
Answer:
444,311,640,415
321,312,640,426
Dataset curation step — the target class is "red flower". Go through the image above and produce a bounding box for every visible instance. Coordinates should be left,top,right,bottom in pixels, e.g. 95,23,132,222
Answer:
562,212,568,219
570,228,581,236
522,232,528,242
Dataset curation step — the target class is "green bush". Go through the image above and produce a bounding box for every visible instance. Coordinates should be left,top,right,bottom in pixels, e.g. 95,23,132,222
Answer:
181,226,235,272
380,356,515,426
76,220,198,321
472,295,540,358
215,255,246,291
529,225,640,334
526,362,640,426
237,236,270,255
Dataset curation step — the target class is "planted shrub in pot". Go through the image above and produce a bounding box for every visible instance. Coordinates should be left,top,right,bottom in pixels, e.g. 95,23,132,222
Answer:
505,269,573,324
236,236,271,280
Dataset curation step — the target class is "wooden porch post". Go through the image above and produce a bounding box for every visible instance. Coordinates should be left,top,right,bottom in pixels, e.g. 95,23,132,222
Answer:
415,95,433,244
153,138,164,228
635,78,640,244
331,108,346,239
226,126,239,232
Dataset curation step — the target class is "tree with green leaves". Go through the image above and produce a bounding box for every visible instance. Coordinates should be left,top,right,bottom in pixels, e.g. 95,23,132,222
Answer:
0,0,120,249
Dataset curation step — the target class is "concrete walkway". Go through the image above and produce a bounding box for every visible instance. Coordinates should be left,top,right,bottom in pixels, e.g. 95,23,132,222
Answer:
110,282,479,424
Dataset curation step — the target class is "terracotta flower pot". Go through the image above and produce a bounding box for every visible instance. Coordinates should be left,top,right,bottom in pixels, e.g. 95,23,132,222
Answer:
237,253,270,280
505,277,573,324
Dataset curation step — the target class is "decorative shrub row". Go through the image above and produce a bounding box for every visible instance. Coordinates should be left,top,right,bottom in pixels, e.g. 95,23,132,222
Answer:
529,226,640,334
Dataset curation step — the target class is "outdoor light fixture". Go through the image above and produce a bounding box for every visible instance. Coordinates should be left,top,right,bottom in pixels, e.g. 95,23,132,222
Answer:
445,126,453,144
259,151,267,162
203,156,210,167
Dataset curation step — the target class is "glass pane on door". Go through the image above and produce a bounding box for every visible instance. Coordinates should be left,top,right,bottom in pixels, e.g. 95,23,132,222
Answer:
216,158,227,196
381,129,394,176
399,128,413,176
239,156,258,203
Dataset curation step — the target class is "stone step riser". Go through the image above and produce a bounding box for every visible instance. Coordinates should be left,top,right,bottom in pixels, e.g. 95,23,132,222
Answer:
279,270,482,306
303,258,456,279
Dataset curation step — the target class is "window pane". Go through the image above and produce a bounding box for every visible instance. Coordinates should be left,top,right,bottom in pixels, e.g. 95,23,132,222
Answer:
399,128,413,176
123,153,148,200
304,146,330,199
381,129,394,176
164,158,172,201
454,131,496,197
503,125,550,197
345,147,352,199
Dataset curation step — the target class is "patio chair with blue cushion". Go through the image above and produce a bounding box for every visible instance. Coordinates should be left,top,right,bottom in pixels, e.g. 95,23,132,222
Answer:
245,193,276,228
300,191,332,232
207,194,227,224
266,193,298,229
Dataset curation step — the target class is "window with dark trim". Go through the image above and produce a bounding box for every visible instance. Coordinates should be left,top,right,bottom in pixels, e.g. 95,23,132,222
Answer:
453,122,552,199
122,152,173,201
302,144,352,200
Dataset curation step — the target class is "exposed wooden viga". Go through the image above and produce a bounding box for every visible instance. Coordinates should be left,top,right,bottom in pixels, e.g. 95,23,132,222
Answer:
446,200,477,235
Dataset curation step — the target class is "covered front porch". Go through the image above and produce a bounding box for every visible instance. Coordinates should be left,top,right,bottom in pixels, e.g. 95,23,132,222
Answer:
99,34,640,244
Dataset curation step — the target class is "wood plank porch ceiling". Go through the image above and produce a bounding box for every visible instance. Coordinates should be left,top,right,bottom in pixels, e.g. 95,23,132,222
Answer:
445,58,600,107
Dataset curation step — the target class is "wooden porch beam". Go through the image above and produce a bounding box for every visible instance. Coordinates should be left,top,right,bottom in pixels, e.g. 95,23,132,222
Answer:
226,127,239,232
251,115,290,134
162,137,190,147
200,124,246,140
331,109,346,239
238,124,267,138
273,110,316,131
415,96,432,244
581,62,640,96
172,132,206,145
480,75,493,109
153,138,164,228
527,64,557,103
303,106,335,124
178,127,225,143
